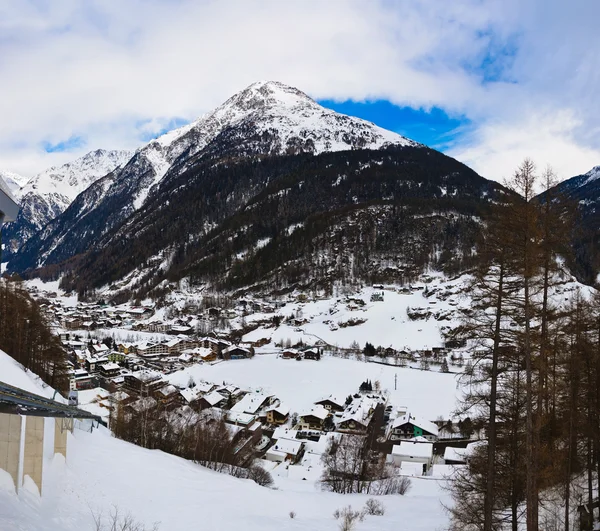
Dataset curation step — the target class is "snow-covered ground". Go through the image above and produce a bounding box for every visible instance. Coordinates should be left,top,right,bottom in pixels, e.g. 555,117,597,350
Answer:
0,349,451,531
167,354,462,419
243,278,470,351
0,424,450,531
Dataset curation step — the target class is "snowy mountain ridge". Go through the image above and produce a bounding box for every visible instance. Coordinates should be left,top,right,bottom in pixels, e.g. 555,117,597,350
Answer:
0,169,28,199
19,148,134,206
9,80,424,276
128,80,417,205
1,149,133,261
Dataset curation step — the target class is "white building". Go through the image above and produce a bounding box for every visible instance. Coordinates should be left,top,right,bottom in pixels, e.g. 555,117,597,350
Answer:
391,440,434,473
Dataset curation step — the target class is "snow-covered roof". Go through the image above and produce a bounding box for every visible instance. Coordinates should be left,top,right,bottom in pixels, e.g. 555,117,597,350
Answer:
99,362,120,371
157,384,178,397
230,393,271,414
392,413,439,436
226,411,255,426
301,404,329,421
443,446,468,463
129,397,157,413
393,441,433,459
315,395,344,408
271,437,304,456
202,390,226,406
272,427,298,441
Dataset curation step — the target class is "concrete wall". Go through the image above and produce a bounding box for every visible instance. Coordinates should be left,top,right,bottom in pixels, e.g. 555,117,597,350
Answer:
54,418,70,458
0,413,22,490
22,416,44,494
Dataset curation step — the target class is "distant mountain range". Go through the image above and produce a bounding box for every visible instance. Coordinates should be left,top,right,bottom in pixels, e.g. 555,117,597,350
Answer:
2,81,599,298
1,149,132,260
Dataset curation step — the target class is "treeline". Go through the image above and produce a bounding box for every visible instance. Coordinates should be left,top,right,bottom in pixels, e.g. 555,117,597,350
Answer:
110,403,273,487
448,160,600,530
0,279,69,392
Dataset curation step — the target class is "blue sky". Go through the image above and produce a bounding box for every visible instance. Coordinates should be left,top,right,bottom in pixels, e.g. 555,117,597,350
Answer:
317,100,470,151
2,0,600,181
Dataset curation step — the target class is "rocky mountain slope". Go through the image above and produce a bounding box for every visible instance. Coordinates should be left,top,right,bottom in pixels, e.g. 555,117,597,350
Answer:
1,149,132,260
549,165,600,283
9,81,509,299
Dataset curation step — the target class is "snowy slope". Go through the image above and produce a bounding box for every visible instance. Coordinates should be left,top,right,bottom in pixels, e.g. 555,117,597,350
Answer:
18,148,133,221
1,149,133,261
0,425,449,531
0,170,28,199
0,348,450,531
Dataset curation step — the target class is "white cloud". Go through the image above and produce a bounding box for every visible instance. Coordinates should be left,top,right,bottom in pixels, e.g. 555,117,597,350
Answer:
0,0,599,181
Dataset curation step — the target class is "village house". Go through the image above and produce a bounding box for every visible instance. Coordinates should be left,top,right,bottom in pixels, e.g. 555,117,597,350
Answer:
281,348,300,360
391,440,434,473
198,390,228,410
123,370,165,396
265,437,305,464
298,405,330,431
222,345,253,360
154,384,184,408
388,413,439,442
98,362,121,379
265,404,290,425
314,396,346,413
70,368,93,390
302,347,321,360
230,393,274,415
336,396,380,434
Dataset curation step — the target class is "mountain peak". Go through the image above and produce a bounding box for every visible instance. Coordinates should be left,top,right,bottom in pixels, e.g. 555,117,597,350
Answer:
224,80,316,112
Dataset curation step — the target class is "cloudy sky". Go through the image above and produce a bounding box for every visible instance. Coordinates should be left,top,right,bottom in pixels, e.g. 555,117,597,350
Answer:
1,0,599,182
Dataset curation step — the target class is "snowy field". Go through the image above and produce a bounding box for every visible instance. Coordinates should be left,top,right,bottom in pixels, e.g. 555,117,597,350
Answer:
167,354,462,419
243,278,470,351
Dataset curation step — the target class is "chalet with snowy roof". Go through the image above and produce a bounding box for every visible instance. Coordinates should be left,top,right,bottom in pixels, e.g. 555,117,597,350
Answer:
154,384,184,407
98,362,121,378
298,405,330,431
70,368,93,390
388,413,439,442
336,396,380,434
314,396,345,413
281,348,300,360
230,393,274,415
266,437,305,464
265,404,290,425
391,440,433,473
222,345,253,360
302,347,321,360
123,370,165,395
128,396,158,414
136,342,168,358
198,390,228,410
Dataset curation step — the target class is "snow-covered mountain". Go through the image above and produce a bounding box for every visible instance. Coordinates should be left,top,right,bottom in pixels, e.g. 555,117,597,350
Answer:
1,149,132,260
9,81,422,274
0,169,29,198
111,80,418,210
20,149,134,207
548,164,600,283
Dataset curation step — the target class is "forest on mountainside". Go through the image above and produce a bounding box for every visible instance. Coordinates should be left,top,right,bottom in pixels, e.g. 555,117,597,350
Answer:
447,160,600,531
47,145,507,300
0,279,69,392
